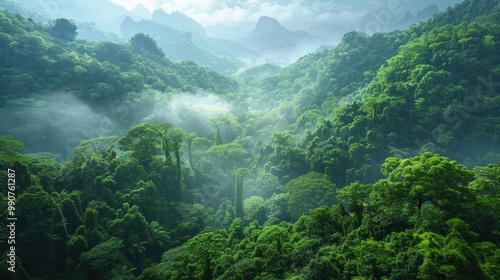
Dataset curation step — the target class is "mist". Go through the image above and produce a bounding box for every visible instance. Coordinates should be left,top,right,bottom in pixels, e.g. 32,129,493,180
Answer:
148,92,236,139
0,90,239,159
0,91,117,158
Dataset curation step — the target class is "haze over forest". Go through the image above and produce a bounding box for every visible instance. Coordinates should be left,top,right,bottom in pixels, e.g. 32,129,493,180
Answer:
0,0,463,69
0,0,499,279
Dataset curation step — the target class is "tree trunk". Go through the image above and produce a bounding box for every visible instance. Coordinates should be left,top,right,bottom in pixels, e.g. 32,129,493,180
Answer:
162,138,172,165
235,175,244,219
174,142,183,200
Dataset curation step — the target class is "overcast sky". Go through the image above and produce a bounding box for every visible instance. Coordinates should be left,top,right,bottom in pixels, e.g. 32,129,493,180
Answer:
110,0,464,29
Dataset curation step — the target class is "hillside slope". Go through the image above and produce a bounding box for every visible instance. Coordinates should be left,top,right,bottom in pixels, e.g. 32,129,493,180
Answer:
0,10,236,156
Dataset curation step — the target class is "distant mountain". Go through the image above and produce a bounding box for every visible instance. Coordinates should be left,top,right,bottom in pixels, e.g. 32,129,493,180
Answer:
77,22,124,43
206,23,253,40
392,4,440,31
403,0,461,13
236,16,326,66
120,16,200,59
54,0,128,23
417,4,440,19
358,4,440,33
237,16,324,52
307,23,350,46
256,15,280,30
120,17,244,74
0,0,47,23
152,9,206,36
131,4,151,20
150,9,253,70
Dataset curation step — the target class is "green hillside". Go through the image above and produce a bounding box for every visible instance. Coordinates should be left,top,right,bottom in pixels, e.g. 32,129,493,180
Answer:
0,11,236,157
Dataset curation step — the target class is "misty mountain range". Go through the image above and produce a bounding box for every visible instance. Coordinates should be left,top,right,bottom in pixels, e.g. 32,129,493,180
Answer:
0,0,449,73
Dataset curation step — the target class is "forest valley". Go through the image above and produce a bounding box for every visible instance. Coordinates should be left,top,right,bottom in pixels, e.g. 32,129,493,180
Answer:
0,0,499,279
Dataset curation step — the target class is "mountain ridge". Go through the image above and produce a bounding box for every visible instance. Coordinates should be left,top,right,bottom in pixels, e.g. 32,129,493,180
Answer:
152,9,207,36
237,15,324,52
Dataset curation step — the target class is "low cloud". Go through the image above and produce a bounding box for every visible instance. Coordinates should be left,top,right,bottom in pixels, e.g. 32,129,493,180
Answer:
0,90,237,157
157,0,367,29
150,92,235,138
0,91,116,158
112,0,463,32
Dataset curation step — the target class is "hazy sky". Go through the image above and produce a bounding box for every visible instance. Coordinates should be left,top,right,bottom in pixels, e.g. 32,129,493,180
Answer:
110,0,464,28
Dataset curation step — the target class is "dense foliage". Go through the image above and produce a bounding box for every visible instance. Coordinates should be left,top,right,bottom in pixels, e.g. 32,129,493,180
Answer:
0,0,499,279
0,10,236,157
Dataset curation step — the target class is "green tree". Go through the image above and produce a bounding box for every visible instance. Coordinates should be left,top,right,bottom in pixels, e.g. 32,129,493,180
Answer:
470,164,500,197
168,128,186,199
416,219,487,280
373,153,475,226
200,142,249,174
256,173,281,199
0,135,24,162
228,217,245,246
129,33,165,60
72,136,118,160
50,18,78,41
118,123,174,166
285,172,337,220
270,132,293,156
186,231,228,280
337,181,371,226
78,237,132,280
253,224,291,277
15,185,68,274
233,168,249,219
208,116,232,145
185,132,198,172
303,205,350,242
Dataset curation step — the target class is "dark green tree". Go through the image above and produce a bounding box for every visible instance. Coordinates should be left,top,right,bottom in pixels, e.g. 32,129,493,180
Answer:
77,237,132,280
186,232,227,280
129,33,165,60
168,128,186,199
118,123,173,166
50,18,78,41
337,181,371,226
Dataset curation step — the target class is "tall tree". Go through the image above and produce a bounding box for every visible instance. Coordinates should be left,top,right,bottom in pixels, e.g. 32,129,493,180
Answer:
186,232,227,280
233,168,249,219
208,116,232,145
168,128,186,200
337,181,371,226
118,123,173,166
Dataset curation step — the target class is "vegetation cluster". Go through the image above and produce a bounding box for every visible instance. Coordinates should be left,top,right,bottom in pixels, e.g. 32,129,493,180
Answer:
0,0,499,279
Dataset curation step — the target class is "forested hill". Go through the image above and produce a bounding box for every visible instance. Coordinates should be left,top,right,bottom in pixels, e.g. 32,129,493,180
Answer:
0,10,236,156
234,0,500,186
0,0,499,279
